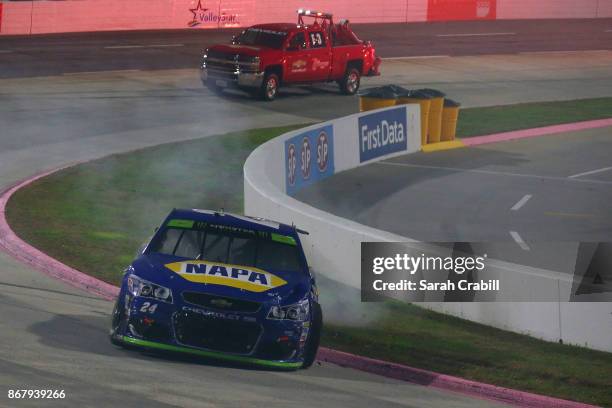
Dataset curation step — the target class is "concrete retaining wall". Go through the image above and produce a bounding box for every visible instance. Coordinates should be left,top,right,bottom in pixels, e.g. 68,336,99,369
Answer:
1,0,610,36
243,106,612,353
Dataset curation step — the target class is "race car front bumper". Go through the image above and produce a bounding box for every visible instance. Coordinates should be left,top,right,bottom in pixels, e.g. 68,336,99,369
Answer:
116,293,309,369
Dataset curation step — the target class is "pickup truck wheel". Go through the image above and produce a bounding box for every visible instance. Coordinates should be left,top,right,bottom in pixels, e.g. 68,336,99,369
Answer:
260,73,279,101
340,68,361,95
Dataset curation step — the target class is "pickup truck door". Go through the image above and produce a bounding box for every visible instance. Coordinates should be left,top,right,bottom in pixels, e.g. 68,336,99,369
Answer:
284,31,310,83
306,30,333,82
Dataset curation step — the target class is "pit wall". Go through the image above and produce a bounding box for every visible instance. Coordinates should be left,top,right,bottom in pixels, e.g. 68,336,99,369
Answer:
243,105,612,353
1,0,611,35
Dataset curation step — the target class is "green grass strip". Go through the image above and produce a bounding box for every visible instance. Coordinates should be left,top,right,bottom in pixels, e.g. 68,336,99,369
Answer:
457,97,612,137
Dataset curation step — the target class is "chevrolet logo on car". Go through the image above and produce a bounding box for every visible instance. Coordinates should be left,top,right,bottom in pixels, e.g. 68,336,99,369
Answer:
210,298,233,308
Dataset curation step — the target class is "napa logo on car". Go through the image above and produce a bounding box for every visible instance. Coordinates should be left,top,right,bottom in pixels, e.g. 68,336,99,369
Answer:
164,261,287,292
358,106,407,163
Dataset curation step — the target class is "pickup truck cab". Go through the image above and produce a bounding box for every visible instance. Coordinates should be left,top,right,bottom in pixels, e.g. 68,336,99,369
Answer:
201,10,381,100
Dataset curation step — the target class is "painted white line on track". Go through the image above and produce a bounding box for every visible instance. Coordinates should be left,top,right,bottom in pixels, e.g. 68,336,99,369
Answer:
605,29,612,32
510,231,530,251
568,166,612,179
104,45,146,49
436,32,515,37
519,49,610,55
383,55,449,60
511,194,532,211
149,44,184,47
0,50,13,54
376,161,612,186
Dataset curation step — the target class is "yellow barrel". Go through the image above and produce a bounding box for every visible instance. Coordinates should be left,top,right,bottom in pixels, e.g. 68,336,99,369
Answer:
358,85,408,112
359,96,397,112
417,89,446,144
441,99,461,141
397,93,432,147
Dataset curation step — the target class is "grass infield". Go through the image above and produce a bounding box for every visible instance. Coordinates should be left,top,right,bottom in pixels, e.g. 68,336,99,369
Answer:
7,98,612,406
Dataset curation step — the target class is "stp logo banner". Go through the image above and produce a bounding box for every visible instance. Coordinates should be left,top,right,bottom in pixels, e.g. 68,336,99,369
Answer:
285,125,334,195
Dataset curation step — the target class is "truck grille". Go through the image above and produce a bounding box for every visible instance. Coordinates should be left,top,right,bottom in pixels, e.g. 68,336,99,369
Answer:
182,292,261,313
173,311,261,354
205,51,259,78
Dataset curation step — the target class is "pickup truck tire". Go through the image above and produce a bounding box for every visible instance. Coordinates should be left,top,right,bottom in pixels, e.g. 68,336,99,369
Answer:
339,68,361,95
260,73,280,101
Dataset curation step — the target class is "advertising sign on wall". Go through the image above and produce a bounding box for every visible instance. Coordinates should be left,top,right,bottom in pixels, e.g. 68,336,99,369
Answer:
358,106,408,163
427,0,497,21
285,125,334,195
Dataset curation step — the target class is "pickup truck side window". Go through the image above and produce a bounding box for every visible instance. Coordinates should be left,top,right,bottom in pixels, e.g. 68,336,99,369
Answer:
309,32,326,48
288,32,306,50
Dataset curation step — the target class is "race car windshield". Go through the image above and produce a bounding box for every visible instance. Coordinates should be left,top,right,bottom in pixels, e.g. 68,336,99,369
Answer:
150,223,303,273
235,28,288,49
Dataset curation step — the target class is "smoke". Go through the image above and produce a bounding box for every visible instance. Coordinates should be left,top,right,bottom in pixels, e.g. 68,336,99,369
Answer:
316,273,386,327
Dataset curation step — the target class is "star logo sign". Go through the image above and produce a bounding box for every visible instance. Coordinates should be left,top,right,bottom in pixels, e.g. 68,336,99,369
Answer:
189,0,209,27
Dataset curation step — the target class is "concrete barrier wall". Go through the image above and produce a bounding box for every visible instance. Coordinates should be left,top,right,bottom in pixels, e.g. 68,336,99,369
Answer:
244,107,612,353
497,0,612,19
1,0,609,36
0,0,427,35
245,104,421,285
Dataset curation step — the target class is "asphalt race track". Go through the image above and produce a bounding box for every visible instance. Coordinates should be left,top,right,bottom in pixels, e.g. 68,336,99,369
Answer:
1,18,611,78
1,20,611,407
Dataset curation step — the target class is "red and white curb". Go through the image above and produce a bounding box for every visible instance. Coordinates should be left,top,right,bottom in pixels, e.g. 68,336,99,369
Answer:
0,159,602,408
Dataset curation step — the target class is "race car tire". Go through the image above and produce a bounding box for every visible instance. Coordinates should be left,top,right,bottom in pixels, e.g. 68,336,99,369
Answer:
109,298,126,347
339,67,361,95
260,73,280,101
302,302,323,369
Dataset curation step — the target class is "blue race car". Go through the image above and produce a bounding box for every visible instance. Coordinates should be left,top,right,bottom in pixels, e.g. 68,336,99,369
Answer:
109,209,322,369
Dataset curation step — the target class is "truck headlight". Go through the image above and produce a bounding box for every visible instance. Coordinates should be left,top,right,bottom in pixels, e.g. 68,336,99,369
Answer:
127,274,173,303
267,298,309,321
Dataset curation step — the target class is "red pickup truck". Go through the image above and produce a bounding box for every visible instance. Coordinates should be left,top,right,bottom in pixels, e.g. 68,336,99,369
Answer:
200,10,381,101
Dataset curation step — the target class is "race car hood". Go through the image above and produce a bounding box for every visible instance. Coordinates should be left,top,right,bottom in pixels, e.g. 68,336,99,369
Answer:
208,44,263,57
131,253,310,305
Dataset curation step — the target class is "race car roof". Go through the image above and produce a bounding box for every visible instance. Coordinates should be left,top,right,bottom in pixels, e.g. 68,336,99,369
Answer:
166,208,299,235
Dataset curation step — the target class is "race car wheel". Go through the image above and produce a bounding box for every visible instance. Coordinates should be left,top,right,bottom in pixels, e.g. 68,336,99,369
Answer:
340,68,361,95
260,73,279,101
109,298,126,347
302,302,323,369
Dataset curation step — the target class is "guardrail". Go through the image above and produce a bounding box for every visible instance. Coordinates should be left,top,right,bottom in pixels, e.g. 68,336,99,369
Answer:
243,104,612,353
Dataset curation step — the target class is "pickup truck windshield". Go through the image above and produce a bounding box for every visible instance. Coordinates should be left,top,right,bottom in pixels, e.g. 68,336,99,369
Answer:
150,221,303,273
235,28,288,49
